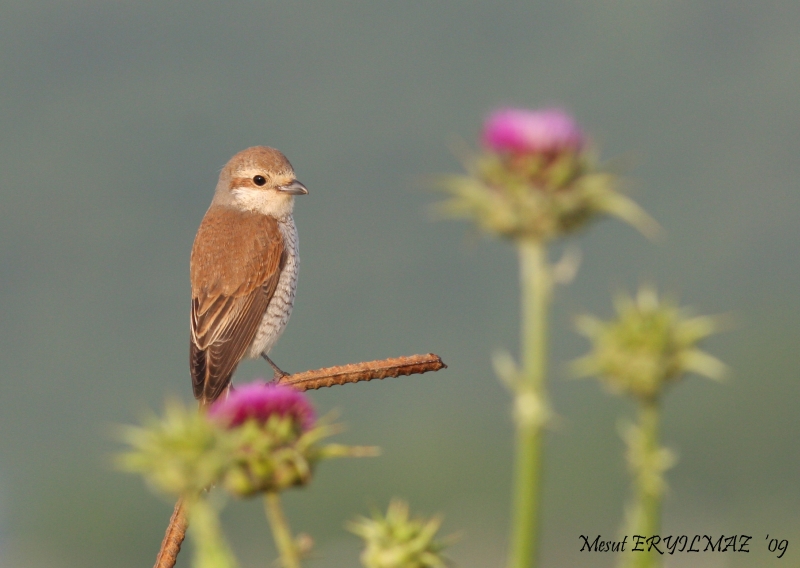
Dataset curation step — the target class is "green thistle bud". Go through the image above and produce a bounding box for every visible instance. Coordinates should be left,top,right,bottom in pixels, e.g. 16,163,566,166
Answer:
217,413,327,496
116,400,230,496
349,500,450,568
572,288,726,401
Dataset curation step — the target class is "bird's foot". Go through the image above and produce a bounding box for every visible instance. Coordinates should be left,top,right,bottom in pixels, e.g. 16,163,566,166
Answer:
262,354,289,383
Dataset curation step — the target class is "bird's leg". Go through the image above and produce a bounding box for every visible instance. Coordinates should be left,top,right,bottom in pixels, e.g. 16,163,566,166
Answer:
262,353,289,382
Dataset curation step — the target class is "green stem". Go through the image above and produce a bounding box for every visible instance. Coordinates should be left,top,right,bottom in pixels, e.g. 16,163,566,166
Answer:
186,497,239,568
520,241,550,391
636,399,662,568
507,240,552,568
621,398,663,568
264,492,301,568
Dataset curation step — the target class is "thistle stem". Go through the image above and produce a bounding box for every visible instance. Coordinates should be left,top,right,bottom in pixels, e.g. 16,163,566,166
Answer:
186,497,239,568
625,399,663,568
264,492,301,568
277,353,446,391
507,240,552,568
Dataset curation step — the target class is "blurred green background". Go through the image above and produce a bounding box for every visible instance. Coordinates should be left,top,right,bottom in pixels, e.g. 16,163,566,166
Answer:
1,1,799,567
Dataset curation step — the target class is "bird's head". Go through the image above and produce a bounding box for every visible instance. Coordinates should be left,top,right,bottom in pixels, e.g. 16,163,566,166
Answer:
213,146,308,217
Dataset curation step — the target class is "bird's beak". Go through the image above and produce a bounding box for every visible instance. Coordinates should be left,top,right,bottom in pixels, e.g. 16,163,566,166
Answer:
278,180,309,195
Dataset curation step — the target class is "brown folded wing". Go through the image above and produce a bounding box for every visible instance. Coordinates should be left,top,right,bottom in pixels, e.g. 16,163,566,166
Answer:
190,207,286,404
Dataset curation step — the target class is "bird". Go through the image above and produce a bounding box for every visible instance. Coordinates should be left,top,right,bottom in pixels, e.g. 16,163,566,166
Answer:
189,146,308,407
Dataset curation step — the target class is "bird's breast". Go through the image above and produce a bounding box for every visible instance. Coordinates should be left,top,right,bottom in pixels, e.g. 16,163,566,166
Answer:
247,215,300,358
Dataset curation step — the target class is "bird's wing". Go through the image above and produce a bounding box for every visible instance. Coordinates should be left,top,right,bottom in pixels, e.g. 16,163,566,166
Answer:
189,208,287,404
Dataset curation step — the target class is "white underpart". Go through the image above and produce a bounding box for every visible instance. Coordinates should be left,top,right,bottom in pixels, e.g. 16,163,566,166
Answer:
231,186,295,217
247,215,299,359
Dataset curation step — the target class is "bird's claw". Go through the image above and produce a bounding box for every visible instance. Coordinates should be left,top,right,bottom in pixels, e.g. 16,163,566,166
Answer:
262,354,289,383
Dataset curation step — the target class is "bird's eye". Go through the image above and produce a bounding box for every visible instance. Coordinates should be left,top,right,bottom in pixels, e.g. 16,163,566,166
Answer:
253,175,266,186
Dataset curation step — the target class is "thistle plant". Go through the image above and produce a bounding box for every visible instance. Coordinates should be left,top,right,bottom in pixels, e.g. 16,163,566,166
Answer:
573,288,725,568
118,382,377,568
209,383,326,497
118,402,239,568
435,107,657,568
348,500,451,568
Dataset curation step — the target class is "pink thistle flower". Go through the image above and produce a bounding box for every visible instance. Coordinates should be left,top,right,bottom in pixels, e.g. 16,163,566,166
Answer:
208,382,316,431
482,107,585,155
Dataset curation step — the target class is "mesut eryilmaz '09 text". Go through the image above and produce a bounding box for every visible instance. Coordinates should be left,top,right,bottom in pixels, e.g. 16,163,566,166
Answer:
579,534,789,559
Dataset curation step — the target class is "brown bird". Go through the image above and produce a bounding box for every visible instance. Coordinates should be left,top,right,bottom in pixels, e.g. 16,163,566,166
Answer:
190,146,308,406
